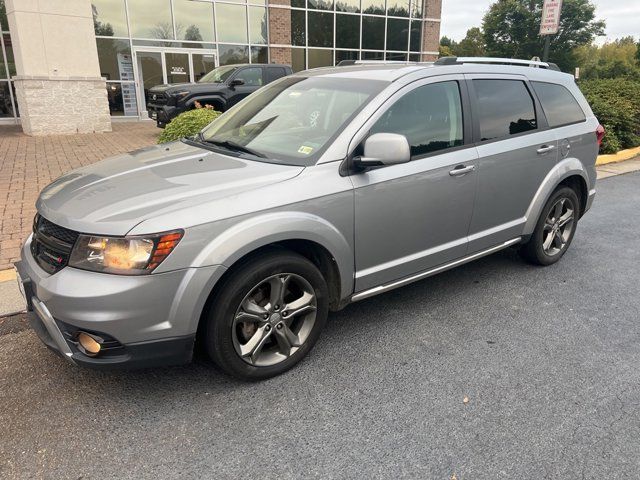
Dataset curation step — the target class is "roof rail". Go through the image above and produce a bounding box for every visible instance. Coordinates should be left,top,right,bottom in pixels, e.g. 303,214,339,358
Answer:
337,60,431,66
434,56,561,71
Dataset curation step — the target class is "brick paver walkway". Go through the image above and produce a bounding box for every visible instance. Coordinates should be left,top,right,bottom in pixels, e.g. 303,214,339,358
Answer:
0,122,159,270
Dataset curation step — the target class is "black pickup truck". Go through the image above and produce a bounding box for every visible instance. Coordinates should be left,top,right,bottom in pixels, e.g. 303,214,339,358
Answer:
146,63,292,128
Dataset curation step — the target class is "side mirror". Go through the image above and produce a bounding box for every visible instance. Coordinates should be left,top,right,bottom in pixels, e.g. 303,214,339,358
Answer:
355,133,411,167
229,78,245,88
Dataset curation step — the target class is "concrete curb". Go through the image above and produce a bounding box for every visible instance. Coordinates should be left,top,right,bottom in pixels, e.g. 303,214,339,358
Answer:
597,146,640,166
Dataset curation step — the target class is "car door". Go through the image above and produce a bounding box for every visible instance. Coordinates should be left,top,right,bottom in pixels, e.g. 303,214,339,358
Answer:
226,66,265,108
465,74,558,253
350,76,479,292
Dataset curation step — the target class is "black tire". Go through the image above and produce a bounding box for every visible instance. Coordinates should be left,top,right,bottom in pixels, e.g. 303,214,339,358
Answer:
203,250,329,381
520,186,580,266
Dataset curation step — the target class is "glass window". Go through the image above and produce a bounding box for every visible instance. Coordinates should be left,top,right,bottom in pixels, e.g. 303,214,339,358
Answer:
292,48,305,72
249,7,267,45
361,0,384,15
386,52,407,61
336,14,359,49
409,53,420,61
291,0,306,7
308,49,332,69
336,0,360,13
291,10,306,47
219,44,249,65
96,38,131,81
251,46,268,64
173,0,214,42
0,81,15,117
409,20,421,51
201,77,387,165
308,12,333,48
105,83,137,116
1,0,8,31
192,53,217,81
308,0,333,10
165,52,191,83
474,80,537,141
532,81,586,127
372,82,464,157
265,67,287,83
387,0,410,17
411,0,422,18
199,65,240,83
336,50,359,64
361,51,383,60
386,18,409,51
127,0,173,39
216,4,248,43
234,67,263,86
91,0,128,37
362,16,385,50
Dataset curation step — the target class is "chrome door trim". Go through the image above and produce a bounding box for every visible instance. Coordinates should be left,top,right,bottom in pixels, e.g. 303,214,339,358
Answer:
351,237,521,302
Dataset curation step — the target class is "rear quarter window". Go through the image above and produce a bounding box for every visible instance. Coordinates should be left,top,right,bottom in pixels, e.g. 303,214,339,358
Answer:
532,81,586,128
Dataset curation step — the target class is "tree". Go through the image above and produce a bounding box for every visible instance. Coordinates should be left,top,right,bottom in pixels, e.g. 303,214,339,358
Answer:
574,36,639,79
482,0,605,71
456,27,486,56
184,25,203,42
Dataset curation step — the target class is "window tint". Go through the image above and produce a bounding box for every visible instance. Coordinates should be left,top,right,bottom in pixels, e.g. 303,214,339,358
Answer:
474,80,537,141
371,81,464,157
235,67,263,87
266,67,287,83
532,81,586,127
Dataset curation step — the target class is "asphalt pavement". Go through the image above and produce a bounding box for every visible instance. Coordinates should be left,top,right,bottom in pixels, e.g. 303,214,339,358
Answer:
1,172,639,479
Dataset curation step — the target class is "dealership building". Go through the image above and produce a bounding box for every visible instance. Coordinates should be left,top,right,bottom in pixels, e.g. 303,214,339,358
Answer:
0,0,441,135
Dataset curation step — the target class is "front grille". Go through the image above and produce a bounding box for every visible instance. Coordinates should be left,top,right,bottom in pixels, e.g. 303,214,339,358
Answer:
149,92,167,105
31,214,80,274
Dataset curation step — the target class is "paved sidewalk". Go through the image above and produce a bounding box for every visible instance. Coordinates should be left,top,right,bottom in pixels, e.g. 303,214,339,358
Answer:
0,122,159,270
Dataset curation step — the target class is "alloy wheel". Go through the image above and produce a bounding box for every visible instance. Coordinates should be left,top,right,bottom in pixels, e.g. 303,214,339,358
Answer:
542,197,575,256
232,273,317,367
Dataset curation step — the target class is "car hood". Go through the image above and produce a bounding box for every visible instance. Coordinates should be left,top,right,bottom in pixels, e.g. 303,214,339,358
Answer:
150,82,225,94
36,141,304,236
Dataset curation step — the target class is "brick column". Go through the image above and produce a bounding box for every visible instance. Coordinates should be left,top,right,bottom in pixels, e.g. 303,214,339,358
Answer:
6,0,111,135
268,0,292,65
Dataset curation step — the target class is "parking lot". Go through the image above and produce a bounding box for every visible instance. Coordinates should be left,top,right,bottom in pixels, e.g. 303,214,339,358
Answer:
0,170,638,478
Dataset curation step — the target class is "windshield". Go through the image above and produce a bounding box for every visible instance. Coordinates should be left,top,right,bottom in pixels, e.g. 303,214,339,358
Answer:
198,65,239,83
200,76,387,165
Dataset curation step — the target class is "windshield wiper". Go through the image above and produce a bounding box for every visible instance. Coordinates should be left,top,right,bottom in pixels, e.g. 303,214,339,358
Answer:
202,138,267,158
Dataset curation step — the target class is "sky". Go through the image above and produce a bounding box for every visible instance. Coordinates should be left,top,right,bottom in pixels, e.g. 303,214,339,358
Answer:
440,0,639,43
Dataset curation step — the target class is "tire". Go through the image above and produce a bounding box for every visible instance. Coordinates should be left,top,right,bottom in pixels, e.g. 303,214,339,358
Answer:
203,250,329,381
520,186,580,266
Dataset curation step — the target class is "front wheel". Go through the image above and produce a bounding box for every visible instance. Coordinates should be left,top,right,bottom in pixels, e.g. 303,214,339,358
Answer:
520,186,580,266
203,250,329,380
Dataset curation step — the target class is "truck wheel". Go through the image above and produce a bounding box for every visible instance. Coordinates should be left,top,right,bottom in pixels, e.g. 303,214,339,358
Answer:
203,250,329,380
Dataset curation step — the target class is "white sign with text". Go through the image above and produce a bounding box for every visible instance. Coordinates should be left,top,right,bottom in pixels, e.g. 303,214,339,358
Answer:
540,0,563,35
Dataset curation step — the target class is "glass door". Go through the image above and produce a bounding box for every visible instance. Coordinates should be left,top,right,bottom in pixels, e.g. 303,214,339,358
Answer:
135,50,163,116
192,53,217,81
165,52,191,84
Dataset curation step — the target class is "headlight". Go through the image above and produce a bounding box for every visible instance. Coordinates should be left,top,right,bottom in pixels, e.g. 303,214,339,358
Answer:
68,230,183,275
172,90,190,98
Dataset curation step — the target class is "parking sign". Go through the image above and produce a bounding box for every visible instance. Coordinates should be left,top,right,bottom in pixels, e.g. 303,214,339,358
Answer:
540,0,563,35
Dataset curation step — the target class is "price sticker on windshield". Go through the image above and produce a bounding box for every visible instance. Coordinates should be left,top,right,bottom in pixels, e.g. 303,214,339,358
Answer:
298,146,314,155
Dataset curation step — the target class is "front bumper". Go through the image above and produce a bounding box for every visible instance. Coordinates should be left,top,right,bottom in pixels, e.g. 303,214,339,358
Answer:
15,236,226,369
146,103,181,127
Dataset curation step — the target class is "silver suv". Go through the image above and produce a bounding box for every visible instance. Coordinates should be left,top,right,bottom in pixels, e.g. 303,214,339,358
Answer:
16,58,601,380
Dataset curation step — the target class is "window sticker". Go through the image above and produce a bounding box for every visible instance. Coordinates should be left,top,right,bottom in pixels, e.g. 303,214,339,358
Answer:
298,145,314,155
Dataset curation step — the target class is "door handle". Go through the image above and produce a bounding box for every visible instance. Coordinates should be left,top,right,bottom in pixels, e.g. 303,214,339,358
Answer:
536,145,556,154
449,164,475,177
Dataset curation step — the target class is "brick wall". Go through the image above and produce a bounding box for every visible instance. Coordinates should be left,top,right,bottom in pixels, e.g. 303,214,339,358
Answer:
421,18,441,60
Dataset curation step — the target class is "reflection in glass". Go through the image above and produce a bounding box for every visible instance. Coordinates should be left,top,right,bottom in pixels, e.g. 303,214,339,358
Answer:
105,83,138,116
335,0,360,13
136,51,163,108
386,18,409,51
308,0,333,10
0,81,15,117
386,51,407,60
291,0,306,7
91,0,128,37
410,20,422,51
219,44,250,65
192,53,217,81
173,0,214,42
292,48,305,72
409,53,420,61
217,4,248,44
335,50,359,64
308,49,332,69
291,10,306,47
361,0,384,15
308,12,333,48
361,51,384,60
411,0,422,18
249,7,268,45
128,0,173,39
387,0,410,17
336,14,359,49
165,53,191,84
362,16,384,50
0,0,7,31
96,38,131,81
251,46,268,63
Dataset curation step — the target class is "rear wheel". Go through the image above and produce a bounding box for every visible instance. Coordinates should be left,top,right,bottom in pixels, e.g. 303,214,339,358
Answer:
520,186,579,266
204,250,329,380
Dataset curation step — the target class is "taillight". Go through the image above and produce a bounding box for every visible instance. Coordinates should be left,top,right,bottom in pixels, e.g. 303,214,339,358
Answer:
596,124,605,146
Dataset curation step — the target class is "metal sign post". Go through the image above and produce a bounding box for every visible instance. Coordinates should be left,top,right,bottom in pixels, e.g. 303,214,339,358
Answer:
539,0,563,61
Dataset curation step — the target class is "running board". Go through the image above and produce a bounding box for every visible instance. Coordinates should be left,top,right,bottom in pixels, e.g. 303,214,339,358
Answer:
350,237,522,303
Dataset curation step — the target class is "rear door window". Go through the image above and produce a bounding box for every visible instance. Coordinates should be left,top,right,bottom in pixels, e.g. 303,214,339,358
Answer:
266,67,287,83
473,79,537,141
532,81,586,127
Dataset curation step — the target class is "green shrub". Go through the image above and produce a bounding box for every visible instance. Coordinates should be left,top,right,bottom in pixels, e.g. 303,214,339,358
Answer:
579,78,640,154
158,108,221,144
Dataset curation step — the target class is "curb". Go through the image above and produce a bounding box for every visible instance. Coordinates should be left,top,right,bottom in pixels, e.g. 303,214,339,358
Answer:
0,269,16,283
596,146,640,166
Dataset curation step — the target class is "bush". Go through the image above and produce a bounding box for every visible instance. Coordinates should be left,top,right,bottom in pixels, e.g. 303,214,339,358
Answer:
579,78,640,154
157,107,221,144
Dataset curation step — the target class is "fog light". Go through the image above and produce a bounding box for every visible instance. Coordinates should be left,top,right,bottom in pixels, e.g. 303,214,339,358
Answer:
77,332,101,356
